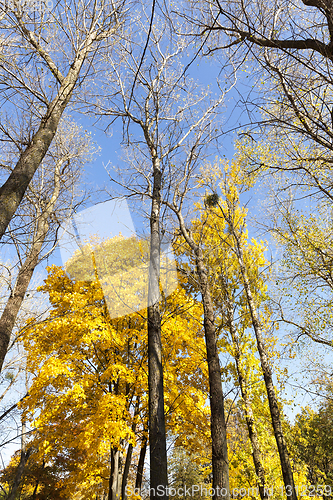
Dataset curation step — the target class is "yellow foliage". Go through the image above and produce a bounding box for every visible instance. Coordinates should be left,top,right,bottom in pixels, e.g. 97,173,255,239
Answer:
20,235,208,498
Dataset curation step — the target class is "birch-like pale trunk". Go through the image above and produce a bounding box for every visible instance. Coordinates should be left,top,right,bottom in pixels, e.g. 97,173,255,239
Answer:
109,448,122,500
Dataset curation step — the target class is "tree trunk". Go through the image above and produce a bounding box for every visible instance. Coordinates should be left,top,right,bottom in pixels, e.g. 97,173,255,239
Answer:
232,227,297,500
0,96,67,242
173,210,230,500
0,36,94,242
32,478,40,500
7,421,32,500
0,217,49,372
195,248,230,500
121,397,140,500
222,276,268,500
147,153,168,500
121,443,133,500
135,435,147,492
31,460,45,500
0,154,66,372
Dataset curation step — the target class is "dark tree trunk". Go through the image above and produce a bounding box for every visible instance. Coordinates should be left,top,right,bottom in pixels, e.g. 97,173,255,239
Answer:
147,153,168,500
7,448,32,500
7,422,32,500
195,248,230,500
0,217,49,372
121,398,140,500
174,210,230,500
135,435,147,492
231,227,297,500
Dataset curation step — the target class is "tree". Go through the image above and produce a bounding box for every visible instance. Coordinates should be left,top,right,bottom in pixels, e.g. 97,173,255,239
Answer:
17,235,208,500
292,398,333,492
168,447,211,500
201,160,298,500
1,446,87,499
188,0,333,258
94,2,228,495
268,204,333,349
0,0,124,241
173,158,271,500
234,136,333,399
175,156,301,499
193,0,333,173
0,118,96,373
173,214,231,500
201,194,270,500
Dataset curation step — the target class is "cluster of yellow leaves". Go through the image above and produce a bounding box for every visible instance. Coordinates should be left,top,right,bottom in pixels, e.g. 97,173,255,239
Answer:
175,158,301,498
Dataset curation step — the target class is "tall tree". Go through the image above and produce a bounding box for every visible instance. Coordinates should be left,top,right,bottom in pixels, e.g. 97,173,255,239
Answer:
0,118,95,372
172,208,230,500
201,160,298,500
174,158,273,500
95,2,227,495
0,0,124,241
17,235,208,499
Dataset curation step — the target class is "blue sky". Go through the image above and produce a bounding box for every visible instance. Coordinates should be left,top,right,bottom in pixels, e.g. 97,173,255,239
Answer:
48,54,250,265
58,199,136,264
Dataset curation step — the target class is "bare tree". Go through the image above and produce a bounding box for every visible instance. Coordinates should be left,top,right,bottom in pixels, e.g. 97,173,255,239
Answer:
0,0,125,241
211,187,297,500
92,2,232,496
187,0,333,203
0,116,96,372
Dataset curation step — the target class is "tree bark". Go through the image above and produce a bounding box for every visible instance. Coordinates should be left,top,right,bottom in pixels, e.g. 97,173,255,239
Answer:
0,94,67,242
7,421,32,500
147,152,168,500
121,398,140,500
195,248,230,500
0,215,49,372
231,226,297,500
221,275,268,500
135,435,147,492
